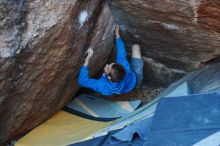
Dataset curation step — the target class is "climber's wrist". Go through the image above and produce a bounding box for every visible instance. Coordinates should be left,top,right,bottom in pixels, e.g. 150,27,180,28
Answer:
83,60,89,66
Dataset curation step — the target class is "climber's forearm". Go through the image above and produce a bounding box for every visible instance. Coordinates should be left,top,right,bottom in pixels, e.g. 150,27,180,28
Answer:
83,60,89,66
115,25,120,38
83,48,93,66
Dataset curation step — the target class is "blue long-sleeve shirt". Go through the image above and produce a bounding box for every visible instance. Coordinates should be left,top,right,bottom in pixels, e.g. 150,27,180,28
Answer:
78,37,136,95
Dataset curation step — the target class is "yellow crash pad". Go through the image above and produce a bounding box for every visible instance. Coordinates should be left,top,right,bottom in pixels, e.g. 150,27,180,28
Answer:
16,111,112,146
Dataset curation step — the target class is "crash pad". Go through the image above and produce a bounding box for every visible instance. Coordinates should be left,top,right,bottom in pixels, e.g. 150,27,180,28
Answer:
64,94,141,121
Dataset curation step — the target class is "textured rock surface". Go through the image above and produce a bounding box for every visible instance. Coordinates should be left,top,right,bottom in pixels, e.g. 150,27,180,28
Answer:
0,0,115,145
110,0,220,85
159,62,220,98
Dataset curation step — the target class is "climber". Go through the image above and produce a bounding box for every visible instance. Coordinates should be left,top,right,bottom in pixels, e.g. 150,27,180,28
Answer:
78,25,143,96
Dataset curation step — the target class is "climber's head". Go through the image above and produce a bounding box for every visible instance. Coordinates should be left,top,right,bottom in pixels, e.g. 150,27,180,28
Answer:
104,63,125,82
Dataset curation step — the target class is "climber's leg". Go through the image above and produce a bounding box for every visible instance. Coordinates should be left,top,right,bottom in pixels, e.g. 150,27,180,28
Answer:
132,44,142,59
130,44,144,89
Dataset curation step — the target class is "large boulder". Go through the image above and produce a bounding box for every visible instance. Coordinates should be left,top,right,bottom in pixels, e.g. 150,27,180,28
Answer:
110,0,220,86
0,0,115,145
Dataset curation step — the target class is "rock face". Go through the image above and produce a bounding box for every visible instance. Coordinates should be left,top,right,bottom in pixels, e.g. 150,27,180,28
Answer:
0,0,115,145
110,0,220,86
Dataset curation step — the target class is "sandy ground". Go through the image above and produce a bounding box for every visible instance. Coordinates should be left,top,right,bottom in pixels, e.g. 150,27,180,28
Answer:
140,83,165,105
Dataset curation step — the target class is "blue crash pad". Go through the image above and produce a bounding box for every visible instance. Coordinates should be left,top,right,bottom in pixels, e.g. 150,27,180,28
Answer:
103,117,153,146
64,94,141,121
70,117,153,146
165,82,189,97
146,92,220,146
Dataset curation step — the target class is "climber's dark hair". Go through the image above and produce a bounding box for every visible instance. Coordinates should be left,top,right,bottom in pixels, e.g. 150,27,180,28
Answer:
108,63,125,82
